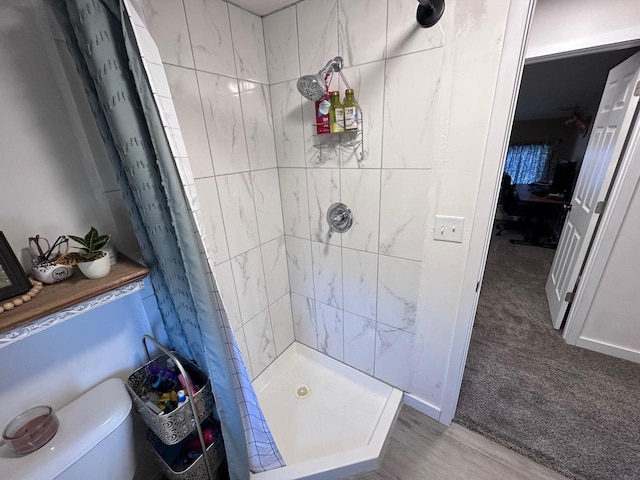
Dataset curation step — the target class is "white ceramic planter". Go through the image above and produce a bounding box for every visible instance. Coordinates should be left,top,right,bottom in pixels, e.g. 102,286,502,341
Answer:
77,253,111,279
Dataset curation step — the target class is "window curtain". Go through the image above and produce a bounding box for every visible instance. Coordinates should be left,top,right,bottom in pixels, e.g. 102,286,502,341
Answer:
52,0,284,477
504,141,559,184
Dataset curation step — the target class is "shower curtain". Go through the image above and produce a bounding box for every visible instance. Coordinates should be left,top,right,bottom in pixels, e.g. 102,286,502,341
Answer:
53,0,284,477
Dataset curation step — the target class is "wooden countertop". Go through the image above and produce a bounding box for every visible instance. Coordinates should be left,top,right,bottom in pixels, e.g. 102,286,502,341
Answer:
0,255,149,335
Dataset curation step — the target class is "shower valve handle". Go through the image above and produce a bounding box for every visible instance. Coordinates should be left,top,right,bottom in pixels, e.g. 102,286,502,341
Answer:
327,203,354,239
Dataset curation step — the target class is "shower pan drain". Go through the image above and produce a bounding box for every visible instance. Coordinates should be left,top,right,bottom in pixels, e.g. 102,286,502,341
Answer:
294,384,311,399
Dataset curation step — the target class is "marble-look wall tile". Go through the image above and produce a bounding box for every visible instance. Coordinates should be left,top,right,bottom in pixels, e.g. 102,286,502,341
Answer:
164,65,213,178
315,302,344,361
217,173,260,257
183,0,236,77
343,311,375,374
233,325,253,379
338,0,387,67
311,241,343,309
270,81,306,168
228,4,269,84
285,235,314,298
279,168,310,238
377,255,420,331
296,0,338,79
197,71,249,175
307,169,340,245
231,247,268,323
269,294,295,355
264,6,300,84
342,248,377,320
143,0,193,67
386,0,444,58
194,177,229,264
261,236,289,304
240,82,277,171
383,48,443,168
374,324,414,391
379,170,429,261
339,61,385,169
243,309,276,376
291,293,317,349
340,169,380,252
213,260,242,331
251,169,284,243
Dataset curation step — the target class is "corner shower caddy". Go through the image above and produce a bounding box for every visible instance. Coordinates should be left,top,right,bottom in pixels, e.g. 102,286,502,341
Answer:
312,69,368,167
126,335,225,480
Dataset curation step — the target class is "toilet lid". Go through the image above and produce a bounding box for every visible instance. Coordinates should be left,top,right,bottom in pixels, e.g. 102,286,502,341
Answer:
0,378,131,480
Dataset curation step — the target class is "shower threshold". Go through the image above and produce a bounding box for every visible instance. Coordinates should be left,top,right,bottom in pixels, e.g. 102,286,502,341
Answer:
251,342,403,480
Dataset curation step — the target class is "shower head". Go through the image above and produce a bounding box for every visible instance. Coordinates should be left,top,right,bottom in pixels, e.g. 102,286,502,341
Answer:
297,74,327,102
297,56,344,101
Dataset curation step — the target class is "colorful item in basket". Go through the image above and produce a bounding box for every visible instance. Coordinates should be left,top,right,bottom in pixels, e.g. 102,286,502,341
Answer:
178,372,196,394
172,425,219,472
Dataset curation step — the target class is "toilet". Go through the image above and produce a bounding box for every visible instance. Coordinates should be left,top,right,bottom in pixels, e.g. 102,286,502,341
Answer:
0,377,136,480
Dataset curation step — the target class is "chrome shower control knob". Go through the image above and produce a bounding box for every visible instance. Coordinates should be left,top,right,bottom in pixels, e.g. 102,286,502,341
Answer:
327,203,353,237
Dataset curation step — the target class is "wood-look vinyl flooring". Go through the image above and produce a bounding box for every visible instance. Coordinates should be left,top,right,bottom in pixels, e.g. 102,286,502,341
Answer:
348,406,566,480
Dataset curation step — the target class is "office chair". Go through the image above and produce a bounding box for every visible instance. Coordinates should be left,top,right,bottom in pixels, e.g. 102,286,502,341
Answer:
495,173,528,238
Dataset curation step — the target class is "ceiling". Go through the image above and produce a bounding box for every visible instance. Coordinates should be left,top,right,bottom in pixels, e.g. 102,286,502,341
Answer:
515,47,640,121
227,0,299,16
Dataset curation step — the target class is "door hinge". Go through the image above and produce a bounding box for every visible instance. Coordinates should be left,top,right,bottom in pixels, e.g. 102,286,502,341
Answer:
595,201,606,214
565,291,575,303
635,80,640,97
476,281,480,292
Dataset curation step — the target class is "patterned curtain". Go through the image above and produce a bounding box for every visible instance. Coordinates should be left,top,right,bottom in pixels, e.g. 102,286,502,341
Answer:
504,142,558,184
52,0,284,477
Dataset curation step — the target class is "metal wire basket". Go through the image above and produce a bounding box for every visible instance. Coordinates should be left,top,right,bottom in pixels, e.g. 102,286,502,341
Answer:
126,351,214,445
147,422,226,480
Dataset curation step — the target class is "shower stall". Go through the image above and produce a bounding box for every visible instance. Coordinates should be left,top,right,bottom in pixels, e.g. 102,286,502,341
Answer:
133,0,445,477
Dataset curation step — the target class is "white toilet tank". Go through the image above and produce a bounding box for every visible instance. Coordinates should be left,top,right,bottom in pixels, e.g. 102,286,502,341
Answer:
0,377,136,480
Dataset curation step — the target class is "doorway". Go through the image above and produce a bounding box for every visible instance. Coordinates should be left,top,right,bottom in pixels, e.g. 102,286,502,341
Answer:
453,48,640,480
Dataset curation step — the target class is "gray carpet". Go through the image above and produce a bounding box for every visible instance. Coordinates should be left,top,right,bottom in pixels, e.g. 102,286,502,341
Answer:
454,231,640,480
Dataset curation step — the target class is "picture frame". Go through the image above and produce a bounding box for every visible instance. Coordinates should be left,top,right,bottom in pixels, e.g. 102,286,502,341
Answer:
0,231,31,303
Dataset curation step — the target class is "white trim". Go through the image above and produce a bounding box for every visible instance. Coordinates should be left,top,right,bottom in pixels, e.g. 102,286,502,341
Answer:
575,337,640,364
402,393,441,420
525,39,640,65
437,0,536,426
563,100,640,344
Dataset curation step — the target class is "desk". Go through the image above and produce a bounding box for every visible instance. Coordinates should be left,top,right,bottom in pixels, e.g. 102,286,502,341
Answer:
513,184,570,248
515,184,570,207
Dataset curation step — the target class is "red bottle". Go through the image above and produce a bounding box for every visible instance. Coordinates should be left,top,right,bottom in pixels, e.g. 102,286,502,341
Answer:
315,91,332,135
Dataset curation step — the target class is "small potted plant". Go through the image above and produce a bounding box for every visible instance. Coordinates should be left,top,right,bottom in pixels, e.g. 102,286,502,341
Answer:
56,227,112,279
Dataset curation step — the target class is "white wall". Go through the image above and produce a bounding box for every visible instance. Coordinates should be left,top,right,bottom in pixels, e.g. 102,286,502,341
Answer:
0,1,121,267
527,0,640,61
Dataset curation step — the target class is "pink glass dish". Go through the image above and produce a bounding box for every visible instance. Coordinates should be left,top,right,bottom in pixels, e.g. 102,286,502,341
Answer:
2,406,59,456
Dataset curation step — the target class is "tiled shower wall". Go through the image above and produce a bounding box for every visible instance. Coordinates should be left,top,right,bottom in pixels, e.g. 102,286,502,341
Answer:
264,0,439,391
141,0,293,379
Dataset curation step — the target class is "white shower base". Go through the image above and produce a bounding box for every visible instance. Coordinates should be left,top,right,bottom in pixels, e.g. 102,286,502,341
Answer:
250,342,403,480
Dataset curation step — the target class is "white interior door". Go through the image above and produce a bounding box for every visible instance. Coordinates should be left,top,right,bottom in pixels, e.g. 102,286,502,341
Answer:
546,52,640,329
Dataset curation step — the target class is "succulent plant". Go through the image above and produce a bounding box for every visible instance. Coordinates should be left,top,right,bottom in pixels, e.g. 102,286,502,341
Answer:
56,227,110,265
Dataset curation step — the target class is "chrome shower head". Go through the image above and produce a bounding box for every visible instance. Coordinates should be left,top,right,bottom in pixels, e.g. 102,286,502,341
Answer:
297,74,327,102
297,56,344,101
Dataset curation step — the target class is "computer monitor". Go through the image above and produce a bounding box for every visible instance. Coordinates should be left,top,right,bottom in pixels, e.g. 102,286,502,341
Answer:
550,162,577,198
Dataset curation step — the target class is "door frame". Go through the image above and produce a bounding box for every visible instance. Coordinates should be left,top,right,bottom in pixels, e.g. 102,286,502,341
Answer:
439,0,640,424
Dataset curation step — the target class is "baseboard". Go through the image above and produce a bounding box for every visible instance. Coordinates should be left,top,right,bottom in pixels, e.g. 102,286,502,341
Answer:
576,337,640,364
402,393,441,421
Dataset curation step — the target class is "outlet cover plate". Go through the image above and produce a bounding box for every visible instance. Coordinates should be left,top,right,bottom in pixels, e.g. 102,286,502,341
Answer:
434,215,464,243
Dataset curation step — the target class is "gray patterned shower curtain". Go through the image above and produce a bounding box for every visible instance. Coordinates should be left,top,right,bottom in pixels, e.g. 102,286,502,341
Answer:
52,0,285,477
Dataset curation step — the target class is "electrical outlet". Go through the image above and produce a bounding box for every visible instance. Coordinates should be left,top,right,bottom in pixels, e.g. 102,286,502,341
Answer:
434,215,464,243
